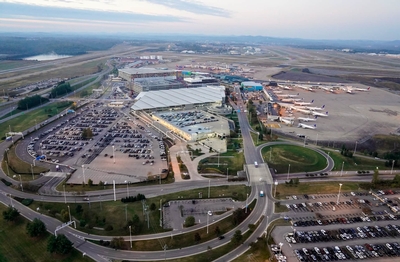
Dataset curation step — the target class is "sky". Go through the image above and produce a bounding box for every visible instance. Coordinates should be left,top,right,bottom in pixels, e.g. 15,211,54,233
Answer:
0,0,399,40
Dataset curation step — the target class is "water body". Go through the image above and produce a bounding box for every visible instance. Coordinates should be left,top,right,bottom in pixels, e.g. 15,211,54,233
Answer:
23,53,72,61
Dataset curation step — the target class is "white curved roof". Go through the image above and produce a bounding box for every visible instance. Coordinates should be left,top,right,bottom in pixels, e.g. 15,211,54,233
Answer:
131,86,225,111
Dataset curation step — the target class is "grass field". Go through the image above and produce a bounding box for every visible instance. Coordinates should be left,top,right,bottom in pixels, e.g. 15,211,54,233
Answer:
275,181,362,198
0,204,93,262
325,149,388,171
262,145,327,173
28,185,248,236
75,82,101,98
0,60,38,70
107,199,256,252
0,59,106,91
198,151,245,175
0,101,72,140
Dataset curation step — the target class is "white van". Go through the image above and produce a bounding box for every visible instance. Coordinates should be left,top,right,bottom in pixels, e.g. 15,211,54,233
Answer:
254,161,258,167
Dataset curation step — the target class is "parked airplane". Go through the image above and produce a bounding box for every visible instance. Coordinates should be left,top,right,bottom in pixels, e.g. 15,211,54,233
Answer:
279,85,292,90
281,98,303,103
279,117,294,125
297,85,314,92
306,105,325,111
298,123,317,129
320,86,336,93
295,99,314,106
277,93,299,98
298,116,318,122
312,111,328,117
291,106,312,115
353,87,370,92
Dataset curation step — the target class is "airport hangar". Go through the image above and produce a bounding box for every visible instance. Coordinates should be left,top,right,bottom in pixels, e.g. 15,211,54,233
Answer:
130,86,233,142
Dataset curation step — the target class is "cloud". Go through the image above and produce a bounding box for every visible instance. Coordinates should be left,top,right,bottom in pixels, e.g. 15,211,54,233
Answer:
0,2,185,23
141,0,230,17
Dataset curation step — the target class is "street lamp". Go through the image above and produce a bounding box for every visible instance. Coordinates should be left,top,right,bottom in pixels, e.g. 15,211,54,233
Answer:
31,164,34,180
125,180,129,198
5,160,10,176
227,167,229,180
217,149,220,167
160,199,163,227
391,160,395,175
112,145,115,164
340,161,344,177
129,225,132,249
245,193,249,213
18,175,23,192
354,141,358,155
274,180,278,197
67,205,71,222
337,183,343,205
208,179,211,198
287,164,291,181
63,184,67,204
206,212,209,234
82,164,86,184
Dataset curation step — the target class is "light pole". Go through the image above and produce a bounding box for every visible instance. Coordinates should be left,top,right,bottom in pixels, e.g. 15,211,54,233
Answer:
391,160,395,175
125,180,129,198
5,160,10,176
340,161,344,177
112,145,115,164
217,149,220,167
31,164,34,180
227,167,229,180
82,164,86,184
256,132,259,144
274,180,278,197
160,199,163,227
303,136,307,147
245,193,249,213
208,179,211,198
19,175,23,192
63,184,67,204
354,141,358,155
129,225,132,249
67,205,71,222
206,212,209,234
337,183,343,205
287,164,291,181
269,147,272,162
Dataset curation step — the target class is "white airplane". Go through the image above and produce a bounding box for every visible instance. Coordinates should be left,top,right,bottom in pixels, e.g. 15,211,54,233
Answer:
320,86,336,93
298,123,317,129
280,85,292,90
280,117,294,125
298,116,318,122
277,93,299,98
312,111,328,117
291,106,312,115
297,85,314,92
306,105,325,111
295,99,314,106
353,87,370,92
281,98,303,103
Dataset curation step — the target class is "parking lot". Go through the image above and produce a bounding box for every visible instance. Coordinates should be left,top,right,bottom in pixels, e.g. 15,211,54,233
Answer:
24,102,168,184
272,190,400,261
162,198,243,230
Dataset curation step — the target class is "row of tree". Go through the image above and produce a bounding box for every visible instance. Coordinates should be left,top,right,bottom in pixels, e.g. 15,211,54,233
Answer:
17,95,49,110
121,193,146,203
49,82,72,98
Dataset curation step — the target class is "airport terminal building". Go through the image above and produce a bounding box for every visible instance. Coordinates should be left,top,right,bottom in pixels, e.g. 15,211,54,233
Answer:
118,68,183,82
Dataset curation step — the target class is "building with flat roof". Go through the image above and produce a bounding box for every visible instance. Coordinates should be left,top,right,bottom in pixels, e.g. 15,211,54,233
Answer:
118,68,182,82
131,86,225,112
133,76,185,92
241,81,263,91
